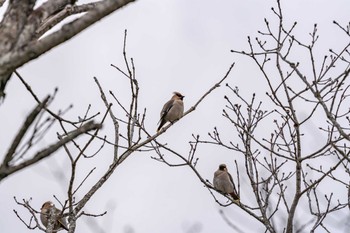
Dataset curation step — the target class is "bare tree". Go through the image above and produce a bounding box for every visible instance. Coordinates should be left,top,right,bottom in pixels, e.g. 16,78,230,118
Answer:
150,1,350,233
8,0,350,232
12,30,233,232
0,0,135,180
0,1,230,232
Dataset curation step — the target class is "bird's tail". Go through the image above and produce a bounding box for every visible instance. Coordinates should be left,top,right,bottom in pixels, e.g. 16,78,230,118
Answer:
157,119,166,132
58,219,69,231
230,192,240,201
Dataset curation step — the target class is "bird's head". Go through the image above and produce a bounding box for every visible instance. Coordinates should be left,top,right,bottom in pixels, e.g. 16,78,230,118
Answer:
41,201,54,210
173,91,184,100
219,164,227,171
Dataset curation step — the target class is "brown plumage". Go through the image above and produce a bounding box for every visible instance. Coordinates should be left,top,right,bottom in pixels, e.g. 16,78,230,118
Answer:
40,201,68,232
213,164,239,201
157,92,184,132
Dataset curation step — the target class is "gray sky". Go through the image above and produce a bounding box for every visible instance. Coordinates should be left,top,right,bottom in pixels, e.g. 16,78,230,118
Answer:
1,0,350,232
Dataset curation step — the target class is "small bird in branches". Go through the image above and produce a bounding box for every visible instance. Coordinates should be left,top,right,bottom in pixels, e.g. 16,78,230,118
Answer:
213,164,240,202
157,92,184,132
40,201,68,231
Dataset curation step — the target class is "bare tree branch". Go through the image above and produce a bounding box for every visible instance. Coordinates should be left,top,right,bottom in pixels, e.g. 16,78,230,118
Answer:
0,121,101,181
0,0,136,99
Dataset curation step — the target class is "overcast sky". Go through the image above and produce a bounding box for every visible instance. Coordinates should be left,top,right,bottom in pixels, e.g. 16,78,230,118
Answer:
1,0,350,232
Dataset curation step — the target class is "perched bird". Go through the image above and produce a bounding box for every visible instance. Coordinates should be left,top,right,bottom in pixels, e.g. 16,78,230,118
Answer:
213,164,239,201
157,92,184,132
40,201,68,231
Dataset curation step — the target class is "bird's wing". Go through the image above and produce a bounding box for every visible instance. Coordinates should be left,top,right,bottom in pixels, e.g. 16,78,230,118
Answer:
58,218,69,231
228,172,238,195
55,208,69,231
213,170,220,187
158,99,175,124
228,172,234,184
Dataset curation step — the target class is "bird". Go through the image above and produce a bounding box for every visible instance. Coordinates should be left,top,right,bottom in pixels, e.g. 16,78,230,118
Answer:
157,92,184,132
213,164,239,201
40,201,68,231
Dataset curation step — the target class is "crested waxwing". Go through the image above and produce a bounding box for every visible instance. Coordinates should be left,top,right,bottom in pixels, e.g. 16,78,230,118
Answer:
213,164,240,201
157,92,184,132
40,201,68,231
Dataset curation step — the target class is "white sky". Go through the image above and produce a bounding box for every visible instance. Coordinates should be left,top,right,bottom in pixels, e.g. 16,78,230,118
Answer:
1,0,350,232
